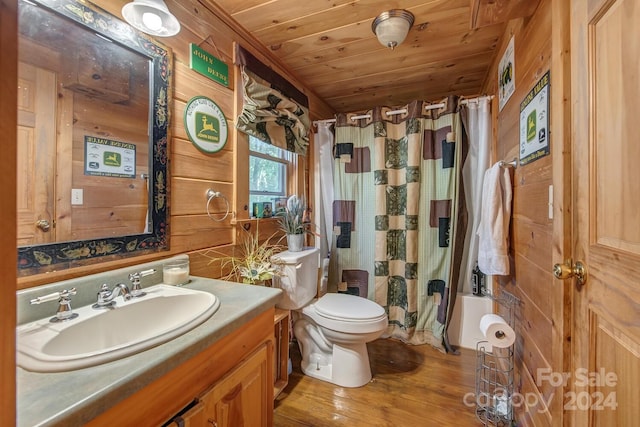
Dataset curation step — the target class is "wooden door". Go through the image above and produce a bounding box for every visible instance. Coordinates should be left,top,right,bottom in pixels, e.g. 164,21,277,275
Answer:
570,0,640,425
17,62,57,245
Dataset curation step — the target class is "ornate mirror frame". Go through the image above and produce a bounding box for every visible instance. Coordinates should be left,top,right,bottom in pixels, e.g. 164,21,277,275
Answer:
17,0,170,274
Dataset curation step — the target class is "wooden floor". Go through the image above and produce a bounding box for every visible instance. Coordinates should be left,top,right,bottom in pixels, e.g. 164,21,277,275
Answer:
274,338,480,426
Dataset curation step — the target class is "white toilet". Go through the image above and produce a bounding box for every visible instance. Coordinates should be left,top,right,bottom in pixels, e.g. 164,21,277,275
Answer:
273,247,387,388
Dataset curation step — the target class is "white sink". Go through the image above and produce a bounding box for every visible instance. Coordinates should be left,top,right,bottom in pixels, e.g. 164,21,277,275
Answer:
17,284,220,372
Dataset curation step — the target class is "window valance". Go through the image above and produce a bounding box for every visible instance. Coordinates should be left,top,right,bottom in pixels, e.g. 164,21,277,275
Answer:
235,44,310,156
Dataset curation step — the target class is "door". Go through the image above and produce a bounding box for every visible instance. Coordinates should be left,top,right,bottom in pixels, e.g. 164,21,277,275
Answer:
17,62,57,245
570,0,640,425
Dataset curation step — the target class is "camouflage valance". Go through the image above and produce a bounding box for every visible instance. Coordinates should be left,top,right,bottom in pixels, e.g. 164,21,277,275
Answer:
234,44,308,107
236,67,310,156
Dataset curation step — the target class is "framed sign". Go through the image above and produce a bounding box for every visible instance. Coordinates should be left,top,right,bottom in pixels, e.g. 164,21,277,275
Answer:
498,36,515,111
84,136,136,178
519,71,550,166
184,96,228,153
189,43,229,87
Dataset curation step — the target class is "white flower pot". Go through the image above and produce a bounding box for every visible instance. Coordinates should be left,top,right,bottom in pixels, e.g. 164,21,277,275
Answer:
287,234,304,252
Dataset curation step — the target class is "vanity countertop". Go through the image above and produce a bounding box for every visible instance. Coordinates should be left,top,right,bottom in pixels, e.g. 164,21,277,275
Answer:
16,276,282,427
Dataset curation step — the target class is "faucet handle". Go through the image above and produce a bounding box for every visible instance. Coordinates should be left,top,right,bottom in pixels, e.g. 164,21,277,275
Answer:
30,287,77,305
30,288,79,323
128,268,156,297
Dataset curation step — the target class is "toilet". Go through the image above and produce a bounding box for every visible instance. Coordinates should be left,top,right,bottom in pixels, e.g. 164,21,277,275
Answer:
272,247,387,388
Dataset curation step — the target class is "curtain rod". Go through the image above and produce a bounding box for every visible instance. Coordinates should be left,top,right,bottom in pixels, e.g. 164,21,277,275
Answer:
313,103,448,126
313,96,494,126
460,95,494,105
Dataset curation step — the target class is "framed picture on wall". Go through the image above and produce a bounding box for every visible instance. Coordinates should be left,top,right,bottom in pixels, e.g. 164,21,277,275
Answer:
498,36,515,111
519,71,550,166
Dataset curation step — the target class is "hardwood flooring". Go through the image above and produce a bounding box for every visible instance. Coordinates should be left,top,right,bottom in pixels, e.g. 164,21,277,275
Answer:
274,338,480,426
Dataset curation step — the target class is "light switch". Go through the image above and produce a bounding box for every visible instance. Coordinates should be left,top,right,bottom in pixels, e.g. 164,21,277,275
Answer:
71,189,83,205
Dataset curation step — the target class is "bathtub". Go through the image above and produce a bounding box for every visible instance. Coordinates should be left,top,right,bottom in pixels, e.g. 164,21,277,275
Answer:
448,293,494,351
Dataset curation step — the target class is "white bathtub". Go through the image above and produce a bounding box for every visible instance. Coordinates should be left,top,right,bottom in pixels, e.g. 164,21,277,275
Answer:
448,293,493,351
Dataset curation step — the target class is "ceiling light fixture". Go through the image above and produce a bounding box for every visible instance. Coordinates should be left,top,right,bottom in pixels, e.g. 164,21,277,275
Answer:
372,9,415,50
122,0,181,37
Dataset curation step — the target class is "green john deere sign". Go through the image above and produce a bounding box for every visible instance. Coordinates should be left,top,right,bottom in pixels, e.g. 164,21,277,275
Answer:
184,96,228,153
190,43,229,87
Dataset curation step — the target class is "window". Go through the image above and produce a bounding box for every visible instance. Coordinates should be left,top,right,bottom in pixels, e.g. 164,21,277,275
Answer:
249,136,294,215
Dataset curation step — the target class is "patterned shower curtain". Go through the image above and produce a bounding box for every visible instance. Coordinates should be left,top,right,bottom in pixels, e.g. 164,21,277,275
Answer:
332,97,465,348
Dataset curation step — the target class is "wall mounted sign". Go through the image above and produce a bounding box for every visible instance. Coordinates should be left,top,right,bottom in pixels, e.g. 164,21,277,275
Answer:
190,43,229,87
519,71,550,166
84,136,136,178
184,96,228,153
498,36,515,111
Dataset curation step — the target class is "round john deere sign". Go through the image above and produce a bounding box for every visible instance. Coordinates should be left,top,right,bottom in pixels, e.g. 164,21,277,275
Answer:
184,96,228,153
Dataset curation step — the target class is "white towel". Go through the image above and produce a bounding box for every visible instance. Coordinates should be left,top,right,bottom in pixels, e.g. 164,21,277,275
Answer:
477,162,512,275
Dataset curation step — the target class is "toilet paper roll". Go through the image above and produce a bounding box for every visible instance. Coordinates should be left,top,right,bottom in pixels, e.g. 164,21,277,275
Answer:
479,314,516,348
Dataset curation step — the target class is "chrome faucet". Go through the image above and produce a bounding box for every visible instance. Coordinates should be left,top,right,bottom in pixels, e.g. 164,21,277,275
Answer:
93,283,132,309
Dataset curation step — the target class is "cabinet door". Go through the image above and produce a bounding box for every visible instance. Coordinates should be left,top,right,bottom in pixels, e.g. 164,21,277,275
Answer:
200,343,271,427
165,401,205,426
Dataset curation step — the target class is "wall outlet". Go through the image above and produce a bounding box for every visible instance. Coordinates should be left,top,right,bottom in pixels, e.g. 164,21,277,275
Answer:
71,188,83,205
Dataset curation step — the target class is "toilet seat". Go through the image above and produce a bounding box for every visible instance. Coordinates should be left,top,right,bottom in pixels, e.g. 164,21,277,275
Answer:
302,293,388,334
314,293,386,322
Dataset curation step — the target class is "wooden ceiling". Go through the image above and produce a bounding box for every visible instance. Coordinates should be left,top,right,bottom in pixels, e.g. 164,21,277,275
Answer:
211,0,538,114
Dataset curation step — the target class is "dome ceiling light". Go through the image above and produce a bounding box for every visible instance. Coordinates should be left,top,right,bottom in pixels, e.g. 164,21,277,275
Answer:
371,9,415,50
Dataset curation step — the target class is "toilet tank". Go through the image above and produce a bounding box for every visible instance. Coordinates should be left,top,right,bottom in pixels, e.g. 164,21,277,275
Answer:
272,247,319,309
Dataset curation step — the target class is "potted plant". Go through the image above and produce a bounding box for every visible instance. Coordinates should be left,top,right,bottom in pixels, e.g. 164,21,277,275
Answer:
202,225,284,285
277,195,309,252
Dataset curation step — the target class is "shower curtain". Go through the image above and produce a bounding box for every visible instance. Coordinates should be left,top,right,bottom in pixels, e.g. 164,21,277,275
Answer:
331,97,466,348
458,98,492,294
313,123,335,259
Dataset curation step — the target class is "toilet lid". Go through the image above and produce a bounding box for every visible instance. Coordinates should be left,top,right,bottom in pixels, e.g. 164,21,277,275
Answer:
314,293,385,321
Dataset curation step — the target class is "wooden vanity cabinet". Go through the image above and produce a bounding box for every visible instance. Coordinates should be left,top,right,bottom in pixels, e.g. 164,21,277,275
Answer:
86,308,275,427
169,344,270,426
196,343,270,426
168,310,286,426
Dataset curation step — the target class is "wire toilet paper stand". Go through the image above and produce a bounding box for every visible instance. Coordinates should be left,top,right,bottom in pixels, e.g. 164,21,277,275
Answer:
475,289,519,426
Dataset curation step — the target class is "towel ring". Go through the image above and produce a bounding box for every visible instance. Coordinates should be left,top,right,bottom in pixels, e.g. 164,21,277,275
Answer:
205,189,230,222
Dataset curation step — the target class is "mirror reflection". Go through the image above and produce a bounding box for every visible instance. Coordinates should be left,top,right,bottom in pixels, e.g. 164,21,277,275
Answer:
17,0,169,273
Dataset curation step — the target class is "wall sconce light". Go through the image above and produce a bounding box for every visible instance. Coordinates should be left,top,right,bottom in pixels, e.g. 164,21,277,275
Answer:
371,9,415,50
122,0,181,37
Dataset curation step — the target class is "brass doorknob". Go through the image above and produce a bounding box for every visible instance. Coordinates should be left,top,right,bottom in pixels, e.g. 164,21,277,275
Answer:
36,219,51,232
553,259,587,285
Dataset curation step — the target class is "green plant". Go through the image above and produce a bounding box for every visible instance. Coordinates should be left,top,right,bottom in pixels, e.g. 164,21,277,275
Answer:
202,225,285,285
277,195,308,235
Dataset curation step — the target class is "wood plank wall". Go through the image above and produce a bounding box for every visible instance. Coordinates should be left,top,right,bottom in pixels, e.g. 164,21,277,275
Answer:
19,0,334,288
482,0,563,426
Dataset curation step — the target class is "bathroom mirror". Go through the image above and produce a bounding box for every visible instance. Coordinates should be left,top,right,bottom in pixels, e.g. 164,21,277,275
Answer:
17,0,170,274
